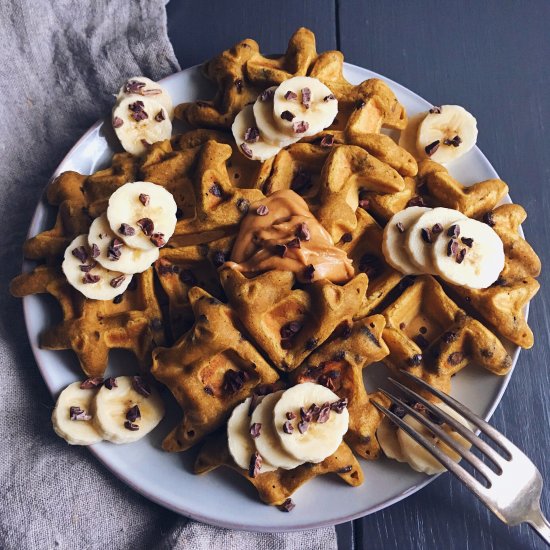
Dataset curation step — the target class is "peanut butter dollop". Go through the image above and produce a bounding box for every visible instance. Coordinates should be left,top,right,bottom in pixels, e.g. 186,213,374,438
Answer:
227,190,354,283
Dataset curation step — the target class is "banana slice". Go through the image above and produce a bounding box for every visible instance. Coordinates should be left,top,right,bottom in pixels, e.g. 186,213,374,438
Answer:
376,416,408,462
272,76,338,138
62,235,133,300
112,95,172,156
432,217,505,289
405,208,467,274
117,76,174,119
397,403,473,475
92,376,165,444
382,207,430,275
273,382,349,464
416,105,478,164
232,104,282,162
88,213,159,274
251,391,303,470
106,181,177,251
227,397,277,472
253,87,299,146
51,381,103,445
398,112,428,160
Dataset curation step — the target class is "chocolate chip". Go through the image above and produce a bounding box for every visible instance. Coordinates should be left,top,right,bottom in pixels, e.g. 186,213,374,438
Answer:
236,198,250,213
248,451,262,478
132,376,151,398
150,233,166,247
234,78,243,93
69,406,91,421
82,273,100,284
331,398,348,414
72,246,88,263
421,228,433,244
112,116,124,128
223,369,249,395
286,237,301,249
432,223,443,234
444,135,462,147
284,90,297,100
274,244,287,258
408,354,423,366
324,94,336,102
80,377,104,389
447,224,460,238
461,237,474,248
389,403,407,418
283,420,294,434
286,411,296,420
260,88,275,102
303,264,315,281
249,423,262,439
113,294,123,304
406,196,425,207
110,275,126,288
320,134,334,147
209,183,223,197
340,232,352,243
396,222,405,234
104,377,118,390
256,205,269,216
280,110,295,121
429,106,442,114
448,351,465,365
447,239,459,257
295,222,311,241
124,421,139,431
456,248,467,264
298,420,309,434
126,404,141,422
292,120,309,134
240,142,253,158
244,127,260,143
338,465,353,474
278,498,295,512
425,140,440,156
137,218,154,236
483,211,495,227
301,87,311,108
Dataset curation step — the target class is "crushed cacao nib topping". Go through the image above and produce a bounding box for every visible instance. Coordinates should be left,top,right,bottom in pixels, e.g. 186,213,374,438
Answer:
223,369,249,395
448,351,465,365
283,420,294,434
119,223,135,236
104,377,118,390
295,222,311,241
90,243,100,258
113,294,123,304
82,273,100,284
301,87,311,108
356,99,366,110
292,120,309,134
112,116,124,128
150,233,166,247
137,218,154,236
124,80,147,94
406,196,425,208
72,246,88,263
274,244,287,258
249,423,262,439
80,377,104,389
389,402,407,418
456,248,467,264
209,183,223,197
213,251,228,267
320,134,334,147
132,376,151,398
236,198,250,214
297,420,309,434
447,239,459,257
331,398,348,414
442,331,458,344
290,169,312,194
338,465,353,474
432,223,443,234
396,222,405,234
340,232,352,243
279,498,295,512
126,404,141,423
234,78,243,92
260,88,275,102
425,140,440,156
280,110,295,121
108,238,123,261
128,101,148,121
317,402,331,423
421,228,433,244
286,411,296,420
138,193,150,206
300,406,312,422
110,275,126,288
444,135,462,147
483,211,496,227
284,90,297,101
69,406,91,421
324,94,336,102
303,265,315,281
461,237,474,248
408,353,423,366
155,110,165,122
124,421,139,431
79,262,97,273
286,237,301,249
240,142,253,158
256,204,269,216
280,321,302,339
244,126,260,143
447,224,460,238
429,106,442,114
248,451,262,478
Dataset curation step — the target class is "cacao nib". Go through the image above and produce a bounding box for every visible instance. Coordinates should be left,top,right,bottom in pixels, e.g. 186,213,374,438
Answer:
137,218,154,236
126,404,141,422
132,376,151,398
150,233,166,247
429,106,442,114
236,198,250,213
421,228,433,244
249,423,262,439
82,273,100,284
90,243,100,258
292,120,309,134
110,275,126,288
223,369,249,394
280,110,295,121
69,406,91,421
448,351,465,365
396,222,405,233
297,420,309,434
256,205,269,216
286,237,301,249
112,116,124,128
284,90,297,100
301,87,311,108
104,377,118,390
154,110,165,122
406,196,425,208
80,377,104,389
425,140,440,156
240,143,253,158
244,127,260,143
278,498,295,512
432,223,443,234
447,224,460,238
456,248,467,264
324,94,336,102
320,134,334,147
260,89,275,102
72,246,88,263
248,451,262,478
124,421,139,431
283,420,294,434
461,237,474,248
330,398,348,414
295,222,311,241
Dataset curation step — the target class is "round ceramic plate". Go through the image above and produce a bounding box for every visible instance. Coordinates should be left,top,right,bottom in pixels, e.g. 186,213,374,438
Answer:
22,63,524,532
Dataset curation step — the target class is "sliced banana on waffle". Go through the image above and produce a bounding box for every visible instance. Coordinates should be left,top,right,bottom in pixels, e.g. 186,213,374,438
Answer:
88,213,159,274
253,87,298,146
272,76,338,138
62,235,133,300
107,181,177,251
273,382,349,464
117,76,174,119
52,381,103,445
416,105,478,164
92,376,165,444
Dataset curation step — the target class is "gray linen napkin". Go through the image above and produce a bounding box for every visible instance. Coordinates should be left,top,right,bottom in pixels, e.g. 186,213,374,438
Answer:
0,1,336,548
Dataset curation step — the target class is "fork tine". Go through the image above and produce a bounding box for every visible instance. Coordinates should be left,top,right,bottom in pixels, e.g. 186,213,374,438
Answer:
398,370,515,459
377,389,496,484
387,377,504,472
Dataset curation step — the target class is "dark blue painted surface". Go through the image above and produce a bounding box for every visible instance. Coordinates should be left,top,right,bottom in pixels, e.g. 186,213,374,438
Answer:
167,2,550,548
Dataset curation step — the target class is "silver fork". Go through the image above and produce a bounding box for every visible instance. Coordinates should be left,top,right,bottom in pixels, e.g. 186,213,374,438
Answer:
371,370,550,546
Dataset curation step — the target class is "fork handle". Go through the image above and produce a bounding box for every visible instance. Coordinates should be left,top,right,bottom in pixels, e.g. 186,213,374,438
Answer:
527,508,550,546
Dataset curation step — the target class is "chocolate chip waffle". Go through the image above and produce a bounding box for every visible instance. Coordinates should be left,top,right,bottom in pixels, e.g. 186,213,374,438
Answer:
151,287,279,452
195,433,363,507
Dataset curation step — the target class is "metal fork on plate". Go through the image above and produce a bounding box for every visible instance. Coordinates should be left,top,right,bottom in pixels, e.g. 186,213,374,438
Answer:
371,370,550,545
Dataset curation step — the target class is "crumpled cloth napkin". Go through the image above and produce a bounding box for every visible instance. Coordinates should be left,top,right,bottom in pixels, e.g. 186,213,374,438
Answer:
0,1,336,548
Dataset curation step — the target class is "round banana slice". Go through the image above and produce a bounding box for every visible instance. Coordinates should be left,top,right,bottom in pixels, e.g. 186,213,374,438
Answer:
232,104,282,162
51,381,103,445
253,87,298,146
227,397,277,472
397,403,473,475
62,235,133,300
251,391,303,470
416,105,478,164
117,76,174,119
398,112,428,160
272,76,338,138
92,376,165,444
88,213,159,274
273,382,349,464
432,217,505,289
112,95,172,156
107,181,177,251
405,208,467,274
376,416,408,462
382,206,431,275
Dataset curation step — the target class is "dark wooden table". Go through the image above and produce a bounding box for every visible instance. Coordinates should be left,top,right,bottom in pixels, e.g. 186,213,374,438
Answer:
167,2,550,548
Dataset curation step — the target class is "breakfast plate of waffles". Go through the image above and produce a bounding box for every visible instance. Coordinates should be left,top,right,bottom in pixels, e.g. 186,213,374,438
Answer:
10,28,541,531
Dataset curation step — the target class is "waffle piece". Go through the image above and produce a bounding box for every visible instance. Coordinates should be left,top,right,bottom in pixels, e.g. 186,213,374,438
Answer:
381,275,512,397
195,432,363,506
219,267,369,372
10,267,164,377
151,287,279,452
449,204,541,349
337,208,403,316
293,315,391,459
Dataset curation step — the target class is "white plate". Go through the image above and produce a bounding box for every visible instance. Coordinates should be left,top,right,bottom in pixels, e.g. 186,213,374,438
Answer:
22,63,524,532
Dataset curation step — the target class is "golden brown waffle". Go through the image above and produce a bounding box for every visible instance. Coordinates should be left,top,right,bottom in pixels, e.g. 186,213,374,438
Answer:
293,315,391,459
381,275,512,398
219,267,369,372
195,432,363,507
151,287,279,452
10,266,164,377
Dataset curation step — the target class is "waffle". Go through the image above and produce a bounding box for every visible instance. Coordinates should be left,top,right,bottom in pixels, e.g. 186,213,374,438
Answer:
219,267,369,372
151,287,279,452
10,266,164,377
293,315,391,459
195,432,363,507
